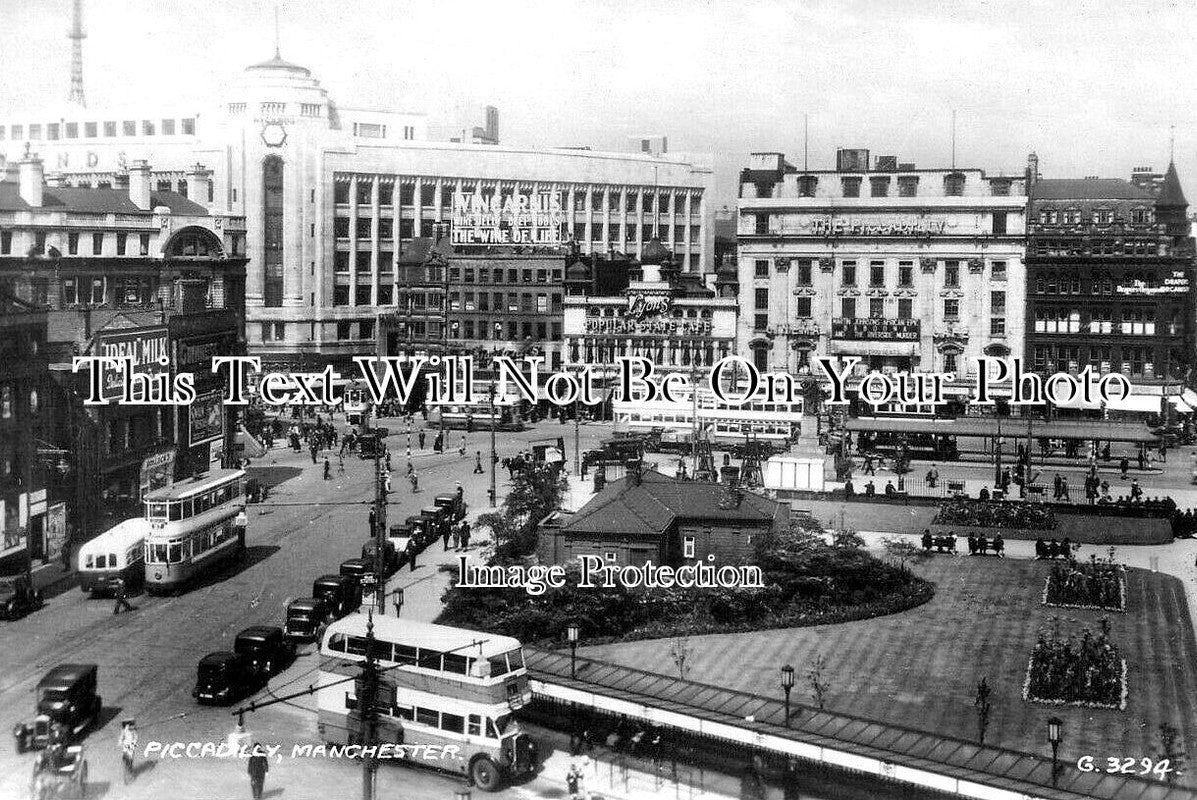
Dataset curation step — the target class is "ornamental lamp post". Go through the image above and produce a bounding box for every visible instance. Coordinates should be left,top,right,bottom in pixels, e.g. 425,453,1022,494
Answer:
567,622,581,679
780,664,795,728
1047,716,1064,785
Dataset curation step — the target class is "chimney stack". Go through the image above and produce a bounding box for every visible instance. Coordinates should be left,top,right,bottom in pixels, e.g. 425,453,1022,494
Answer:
128,159,152,210
186,162,211,206
18,149,44,207
113,169,129,190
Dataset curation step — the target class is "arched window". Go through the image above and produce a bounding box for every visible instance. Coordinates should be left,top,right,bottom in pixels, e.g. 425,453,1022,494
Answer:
263,155,285,307
166,228,224,258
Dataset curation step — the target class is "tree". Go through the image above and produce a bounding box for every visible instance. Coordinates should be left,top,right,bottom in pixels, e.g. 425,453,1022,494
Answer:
807,653,831,710
1155,722,1187,784
881,536,929,569
670,637,692,681
490,463,569,559
974,677,992,744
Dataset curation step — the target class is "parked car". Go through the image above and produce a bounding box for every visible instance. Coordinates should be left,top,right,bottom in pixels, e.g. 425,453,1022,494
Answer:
434,493,466,522
405,515,434,549
420,506,451,543
234,626,294,678
12,664,102,752
284,597,330,644
0,572,45,620
193,652,257,704
360,539,399,576
339,558,375,592
313,574,361,619
387,524,414,555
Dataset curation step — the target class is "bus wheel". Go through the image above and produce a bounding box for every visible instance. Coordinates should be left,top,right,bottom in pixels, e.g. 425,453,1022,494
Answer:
469,756,501,791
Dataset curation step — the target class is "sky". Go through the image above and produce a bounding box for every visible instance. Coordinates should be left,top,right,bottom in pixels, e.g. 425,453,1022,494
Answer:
0,0,1195,206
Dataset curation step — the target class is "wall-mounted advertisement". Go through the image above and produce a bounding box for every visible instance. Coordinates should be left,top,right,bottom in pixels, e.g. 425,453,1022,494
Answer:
189,390,224,447
94,326,169,401
450,190,564,245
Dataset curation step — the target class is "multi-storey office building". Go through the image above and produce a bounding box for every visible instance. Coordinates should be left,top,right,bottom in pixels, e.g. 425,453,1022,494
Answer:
2,51,713,371
1025,161,1194,414
0,152,247,542
736,149,1027,394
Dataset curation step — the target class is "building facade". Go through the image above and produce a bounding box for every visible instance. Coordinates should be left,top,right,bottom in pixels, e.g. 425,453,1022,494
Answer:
736,150,1027,393
562,241,738,375
538,468,788,568
1,52,713,371
1025,161,1194,410
0,152,247,542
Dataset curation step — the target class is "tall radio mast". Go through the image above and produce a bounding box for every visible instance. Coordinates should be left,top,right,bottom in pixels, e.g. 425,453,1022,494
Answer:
68,0,87,107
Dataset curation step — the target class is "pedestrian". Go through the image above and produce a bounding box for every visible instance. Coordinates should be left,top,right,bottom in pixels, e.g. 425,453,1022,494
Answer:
566,763,582,800
386,451,392,472
459,434,467,459
1160,444,1168,463
419,430,426,450
442,519,452,550
323,458,331,480
248,742,269,800
451,523,460,551
926,464,939,488
1138,450,1146,471
1052,473,1062,500
863,454,875,475
368,507,376,534
460,519,471,550
1060,477,1070,503
474,451,484,474
309,444,318,465
383,473,392,494
112,577,134,615
409,471,419,493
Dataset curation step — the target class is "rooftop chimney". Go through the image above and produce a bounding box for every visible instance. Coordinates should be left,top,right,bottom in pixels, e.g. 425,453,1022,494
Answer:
128,159,152,210
186,162,211,206
18,149,44,207
113,170,129,190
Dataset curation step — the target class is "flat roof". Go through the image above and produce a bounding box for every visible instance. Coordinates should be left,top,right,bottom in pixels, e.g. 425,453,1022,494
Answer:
324,613,520,658
143,469,245,501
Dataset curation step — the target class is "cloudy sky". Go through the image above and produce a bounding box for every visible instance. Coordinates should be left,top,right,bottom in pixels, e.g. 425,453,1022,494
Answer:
1,0,1194,205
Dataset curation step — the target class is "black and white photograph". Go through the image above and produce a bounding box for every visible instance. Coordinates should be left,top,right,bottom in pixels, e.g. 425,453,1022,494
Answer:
1,1,1197,799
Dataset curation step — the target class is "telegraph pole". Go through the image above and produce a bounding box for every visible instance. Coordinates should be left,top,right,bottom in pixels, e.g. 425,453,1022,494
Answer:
370,404,387,614
488,382,497,507
573,366,582,476
359,610,380,800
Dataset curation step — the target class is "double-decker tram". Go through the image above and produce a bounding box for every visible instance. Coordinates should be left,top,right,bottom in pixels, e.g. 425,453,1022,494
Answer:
317,614,539,791
614,385,804,447
143,468,247,594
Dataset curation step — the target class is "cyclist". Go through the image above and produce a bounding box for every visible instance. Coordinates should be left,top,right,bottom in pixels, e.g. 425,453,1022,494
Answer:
119,719,138,783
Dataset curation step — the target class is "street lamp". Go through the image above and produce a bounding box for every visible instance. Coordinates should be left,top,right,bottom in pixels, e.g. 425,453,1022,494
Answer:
392,586,404,618
1047,716,1063,785
567,621,581,679
780,665,795,728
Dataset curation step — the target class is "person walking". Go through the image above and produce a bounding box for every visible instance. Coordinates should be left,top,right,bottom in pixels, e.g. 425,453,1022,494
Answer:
459,434,467,459
119,719,138,784
248,742,270,800
323,458,331,480
409,471,419,493
418,430,426,450
474,451,484,474
112,577,134,615
442,519,453,551
459,519,471,551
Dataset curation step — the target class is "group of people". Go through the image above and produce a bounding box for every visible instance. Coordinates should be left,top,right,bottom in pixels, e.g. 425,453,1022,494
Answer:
441,518,473,551
1034,537,1074,560
919,529,1006,556
843,477,905,497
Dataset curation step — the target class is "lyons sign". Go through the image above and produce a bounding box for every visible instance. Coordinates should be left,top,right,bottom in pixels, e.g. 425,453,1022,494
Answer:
450,190,565,245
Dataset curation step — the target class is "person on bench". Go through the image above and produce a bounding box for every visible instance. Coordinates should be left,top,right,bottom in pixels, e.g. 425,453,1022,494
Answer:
967,533,978,555
993,533,1005,558
977,533,988,555
921,530,933,552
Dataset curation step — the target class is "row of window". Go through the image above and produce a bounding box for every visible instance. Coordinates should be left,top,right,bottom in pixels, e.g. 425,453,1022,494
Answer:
752,259,1009,285
146,482,240,523
335,180,700,213
1032,239,1161,257
327,632,524,678
1036,208,1152,225
750,211,1008,236
1029,345,1177,378
332,216,699,244
755,291,1006,316
0,118,196,141
1,230,150,257
343,699,507,741
351,123,415,140
1032,308,1179,336
1032,272,1174,294
145,523,237,565
752,173,1008,199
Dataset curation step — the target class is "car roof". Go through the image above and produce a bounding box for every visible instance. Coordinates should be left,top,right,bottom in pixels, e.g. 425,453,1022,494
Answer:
342,557,371,566
199,651,240,665
237,626,282,640
39,664,97,687
421,506,441,514
314,574,348,584
434,494,456,502
288,597,324,609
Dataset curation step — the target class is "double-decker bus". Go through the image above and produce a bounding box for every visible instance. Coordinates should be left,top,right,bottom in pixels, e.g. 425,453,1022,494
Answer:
78,517,150,595
614,385,804,447
143,469,246,594
317,614,538,791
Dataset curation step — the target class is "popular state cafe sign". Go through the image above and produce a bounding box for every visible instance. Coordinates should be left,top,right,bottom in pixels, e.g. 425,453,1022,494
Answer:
450,190,565,245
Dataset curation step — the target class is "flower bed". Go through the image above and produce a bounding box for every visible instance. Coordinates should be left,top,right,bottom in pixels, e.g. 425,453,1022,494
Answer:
932,499,1056,530
1022,623,1126,710
1042,554,1126,612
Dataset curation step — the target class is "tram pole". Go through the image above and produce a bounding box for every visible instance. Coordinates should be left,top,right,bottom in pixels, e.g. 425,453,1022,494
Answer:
371,404,387,614
488,383,497,507
360,610,380,800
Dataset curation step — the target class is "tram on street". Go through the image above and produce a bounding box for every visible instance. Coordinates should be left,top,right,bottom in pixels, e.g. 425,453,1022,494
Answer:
316,614,538,791
142,468,247,594
78,517,151,595
438,398,526,431
614,385,804,447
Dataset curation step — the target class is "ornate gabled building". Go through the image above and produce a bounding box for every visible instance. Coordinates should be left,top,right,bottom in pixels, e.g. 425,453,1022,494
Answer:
1025,158,1195,415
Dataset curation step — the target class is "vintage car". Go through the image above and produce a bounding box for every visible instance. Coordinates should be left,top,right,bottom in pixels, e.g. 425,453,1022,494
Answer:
420,506,451,541
193,652,257,704
233,626,295,678
386,523,414,555
284,597,330,644
312,574,361,619
405,515,434,549
30,742,88,798
434,493,467,522
13,664,102,752
359,539,399,577
0,572,44,620
339,558,375,590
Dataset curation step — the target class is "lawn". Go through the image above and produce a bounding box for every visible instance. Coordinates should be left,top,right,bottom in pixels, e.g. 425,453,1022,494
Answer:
580,557,1197,785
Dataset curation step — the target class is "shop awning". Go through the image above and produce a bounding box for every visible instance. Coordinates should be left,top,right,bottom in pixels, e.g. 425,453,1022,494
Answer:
1183,389,1197,407
1105,394,1163,414
1170,396,1194,414
845,416,1160,443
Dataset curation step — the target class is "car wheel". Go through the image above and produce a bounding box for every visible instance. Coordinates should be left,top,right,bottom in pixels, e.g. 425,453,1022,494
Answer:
470,756,501,791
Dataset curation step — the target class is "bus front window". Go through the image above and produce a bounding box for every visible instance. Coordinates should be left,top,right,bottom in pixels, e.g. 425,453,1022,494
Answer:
169,502,183,521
